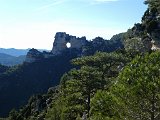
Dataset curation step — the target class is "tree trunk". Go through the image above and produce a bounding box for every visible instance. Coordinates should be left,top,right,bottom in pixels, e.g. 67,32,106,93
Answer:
151,92,155,120
87,92,91,118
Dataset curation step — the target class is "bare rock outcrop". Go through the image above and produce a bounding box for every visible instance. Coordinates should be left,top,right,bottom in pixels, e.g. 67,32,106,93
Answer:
51,32,87,55
25,32,87,63
25,48,43,63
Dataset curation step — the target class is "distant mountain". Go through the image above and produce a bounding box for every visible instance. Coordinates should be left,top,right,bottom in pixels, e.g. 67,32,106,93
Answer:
0,48,29,57
0,53,26,66
0,48,50,66
0,48,50,57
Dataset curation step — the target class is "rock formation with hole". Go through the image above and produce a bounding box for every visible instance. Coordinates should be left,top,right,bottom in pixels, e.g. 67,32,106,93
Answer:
25,32,125,63
25,32,87,63
51,32,87,55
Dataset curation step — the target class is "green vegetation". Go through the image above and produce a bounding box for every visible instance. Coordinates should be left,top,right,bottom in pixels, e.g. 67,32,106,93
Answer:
6,50,160,120
0,51,78,117
1,0,160,120
115,52,160,119
144,0,160,12
124,0,160,52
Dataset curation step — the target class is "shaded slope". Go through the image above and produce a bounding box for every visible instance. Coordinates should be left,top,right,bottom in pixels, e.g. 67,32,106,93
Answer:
0,51,77,117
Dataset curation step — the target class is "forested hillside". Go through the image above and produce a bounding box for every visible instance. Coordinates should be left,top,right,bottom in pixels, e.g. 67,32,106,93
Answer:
1,0,160,120
0,51,78,117
6,50,160,120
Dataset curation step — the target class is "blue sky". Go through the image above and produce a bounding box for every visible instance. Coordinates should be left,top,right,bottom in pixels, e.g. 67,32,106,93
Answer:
0,0,147,49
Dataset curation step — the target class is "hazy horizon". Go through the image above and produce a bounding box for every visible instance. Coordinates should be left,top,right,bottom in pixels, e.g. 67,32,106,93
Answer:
0,0,147,49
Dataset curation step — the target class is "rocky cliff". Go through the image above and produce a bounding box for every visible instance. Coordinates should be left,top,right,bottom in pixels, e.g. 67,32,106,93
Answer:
25,32,124,63
51,32,87,55
25,49,53,63
124,1,160,52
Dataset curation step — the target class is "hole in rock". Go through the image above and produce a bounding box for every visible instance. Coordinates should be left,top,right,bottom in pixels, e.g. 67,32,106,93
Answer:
66,42,71,48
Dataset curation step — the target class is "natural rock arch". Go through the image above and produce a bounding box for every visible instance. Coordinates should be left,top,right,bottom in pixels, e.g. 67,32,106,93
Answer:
66,42,71,48
51,32,86,55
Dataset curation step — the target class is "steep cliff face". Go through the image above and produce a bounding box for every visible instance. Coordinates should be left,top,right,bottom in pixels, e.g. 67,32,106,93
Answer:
51,32,87,55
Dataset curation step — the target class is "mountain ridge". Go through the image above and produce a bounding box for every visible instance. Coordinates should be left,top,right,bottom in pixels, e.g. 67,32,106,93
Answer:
0,53,26,66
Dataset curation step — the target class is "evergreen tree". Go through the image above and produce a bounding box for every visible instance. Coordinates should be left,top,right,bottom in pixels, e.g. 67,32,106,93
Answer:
144,0,160,12
116,51,160,120
59,52,127,119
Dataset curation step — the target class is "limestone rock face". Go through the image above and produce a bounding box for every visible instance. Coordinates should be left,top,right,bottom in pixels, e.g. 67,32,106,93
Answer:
51,32,87,55
25,48,43,63
151,40,160,50
25,32,87,63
